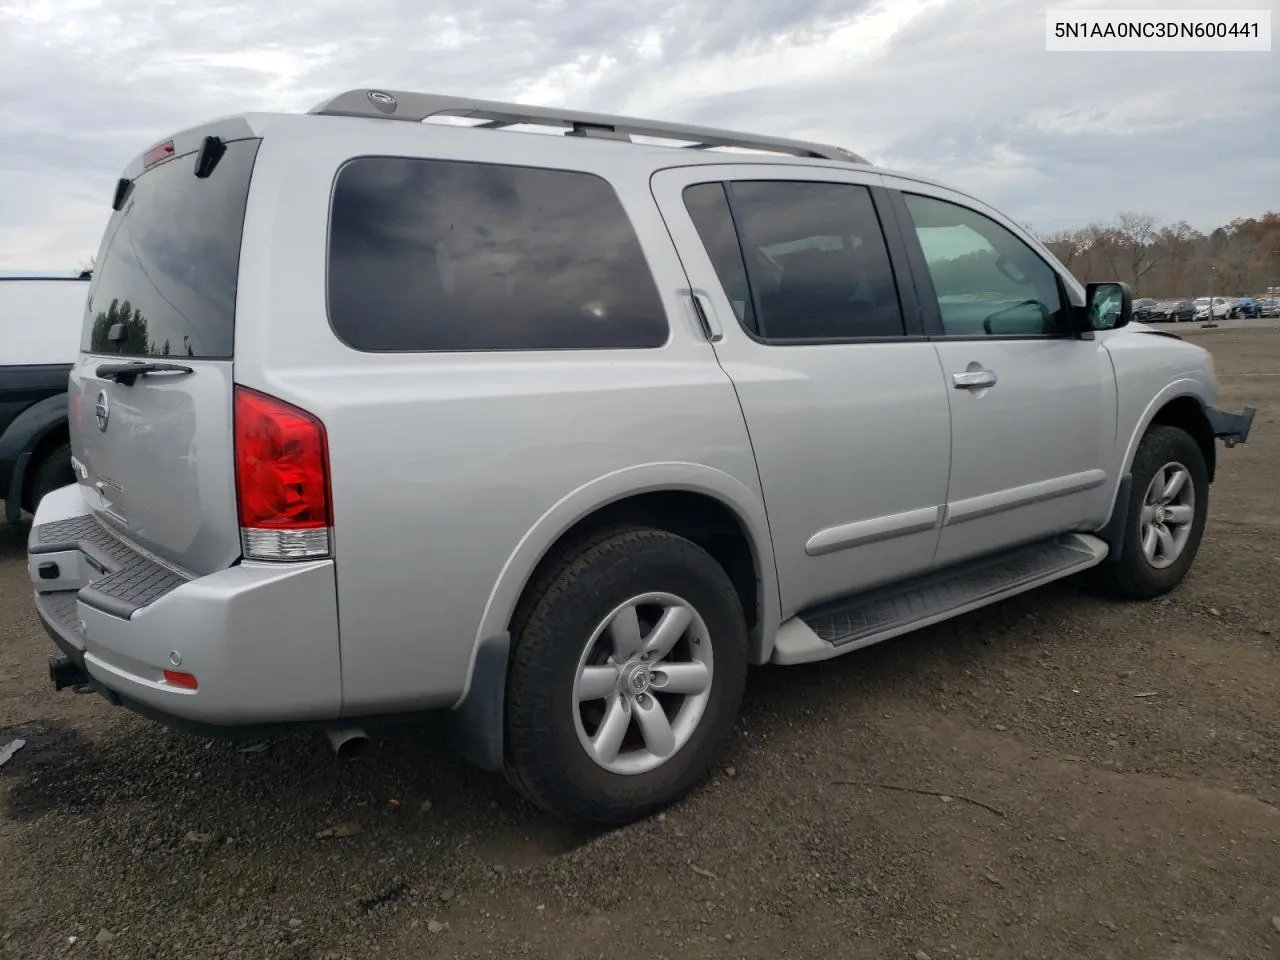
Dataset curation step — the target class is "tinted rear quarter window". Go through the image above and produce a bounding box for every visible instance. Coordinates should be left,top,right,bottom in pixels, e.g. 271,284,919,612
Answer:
83,139,260,358
327,158,668,352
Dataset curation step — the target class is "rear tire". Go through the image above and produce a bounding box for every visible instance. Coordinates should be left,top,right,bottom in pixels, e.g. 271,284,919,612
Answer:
26,441,73,514
504,527,748,825
1092,425,1208,600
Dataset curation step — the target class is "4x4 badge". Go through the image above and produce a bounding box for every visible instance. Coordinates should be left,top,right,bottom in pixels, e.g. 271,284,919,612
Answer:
94,390,110,432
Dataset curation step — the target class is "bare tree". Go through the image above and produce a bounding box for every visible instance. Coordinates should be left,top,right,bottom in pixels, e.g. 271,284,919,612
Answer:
1041,229,1085,271
1035,210,1278,298
1115,212,1158,294
1153,222,1199,295
1082,223,1124,279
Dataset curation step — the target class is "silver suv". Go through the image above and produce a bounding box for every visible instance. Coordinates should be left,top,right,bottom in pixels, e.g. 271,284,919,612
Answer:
28,89,1255,824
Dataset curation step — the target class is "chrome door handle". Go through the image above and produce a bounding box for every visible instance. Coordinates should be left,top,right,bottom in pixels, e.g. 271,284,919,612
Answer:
952,368,997,389
688,290,723,342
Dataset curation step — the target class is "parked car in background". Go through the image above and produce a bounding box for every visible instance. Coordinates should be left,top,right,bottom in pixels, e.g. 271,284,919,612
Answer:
0,276,86,524
1194,297,1230,321
1164,300,1196,322
1133,298,1161,322
1255,297,1278,317
1235,297,1261,318
26,88,1257,824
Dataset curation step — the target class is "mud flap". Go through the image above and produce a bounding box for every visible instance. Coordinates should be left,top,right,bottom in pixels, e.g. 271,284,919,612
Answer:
1206,406,1256,448
1099,473,1132,565
447,631,510,772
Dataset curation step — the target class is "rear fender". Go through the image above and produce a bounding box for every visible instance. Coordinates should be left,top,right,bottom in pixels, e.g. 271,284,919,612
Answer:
449,462,779,772
470,462,779,674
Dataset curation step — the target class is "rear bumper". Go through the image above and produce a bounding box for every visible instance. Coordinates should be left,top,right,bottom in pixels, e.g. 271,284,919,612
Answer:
1206,405,1256,448
27,483,343,727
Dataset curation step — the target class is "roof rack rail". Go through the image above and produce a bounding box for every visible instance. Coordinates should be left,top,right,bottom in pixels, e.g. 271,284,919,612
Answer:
307,89,868,164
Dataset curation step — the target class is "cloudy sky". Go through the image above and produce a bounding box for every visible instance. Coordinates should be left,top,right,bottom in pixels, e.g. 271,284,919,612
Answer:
1,0,1275,272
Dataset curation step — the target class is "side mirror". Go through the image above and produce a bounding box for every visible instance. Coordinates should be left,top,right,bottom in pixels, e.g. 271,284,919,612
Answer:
1085,281,1132,331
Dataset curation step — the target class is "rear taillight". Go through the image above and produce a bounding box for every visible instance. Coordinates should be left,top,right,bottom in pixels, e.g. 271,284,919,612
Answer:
233,385,332,561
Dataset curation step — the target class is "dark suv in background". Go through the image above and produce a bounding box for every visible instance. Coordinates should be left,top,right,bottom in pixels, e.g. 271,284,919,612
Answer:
1133,298,1162,322
0,276,86,524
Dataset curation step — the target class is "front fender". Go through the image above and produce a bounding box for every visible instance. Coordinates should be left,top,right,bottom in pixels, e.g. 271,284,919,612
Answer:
1,391,70,523
467,461,780,695
1097,378,1215,536
1118,379,1215,478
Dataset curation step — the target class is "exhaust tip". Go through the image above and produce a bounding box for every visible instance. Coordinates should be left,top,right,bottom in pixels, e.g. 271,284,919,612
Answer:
48,654,90,692
325,726,370,759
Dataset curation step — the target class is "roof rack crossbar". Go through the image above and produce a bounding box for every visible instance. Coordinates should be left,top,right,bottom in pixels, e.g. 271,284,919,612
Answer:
307,89,868,164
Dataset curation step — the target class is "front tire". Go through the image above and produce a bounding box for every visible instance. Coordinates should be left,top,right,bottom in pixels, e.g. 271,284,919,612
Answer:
1093,425,1209,600
504,527,748,825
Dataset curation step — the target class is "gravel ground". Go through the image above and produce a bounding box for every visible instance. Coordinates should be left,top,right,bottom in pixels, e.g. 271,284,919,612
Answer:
2,327,1278,960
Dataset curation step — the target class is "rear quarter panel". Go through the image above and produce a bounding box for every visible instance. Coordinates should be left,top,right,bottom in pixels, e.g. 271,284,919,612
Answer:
233,118,772,714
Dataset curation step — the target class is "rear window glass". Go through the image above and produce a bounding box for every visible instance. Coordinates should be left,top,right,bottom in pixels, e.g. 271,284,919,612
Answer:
83,138,260,358
327,157,668,352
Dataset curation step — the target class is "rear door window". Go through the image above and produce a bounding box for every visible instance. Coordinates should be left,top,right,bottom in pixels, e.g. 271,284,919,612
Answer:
682,183,759,333
683,180,905,342
327,158,668,352
83,139,260,358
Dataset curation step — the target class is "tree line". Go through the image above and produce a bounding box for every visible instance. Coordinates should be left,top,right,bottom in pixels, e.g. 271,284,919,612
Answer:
87,298,192,357
1036,211,1280,300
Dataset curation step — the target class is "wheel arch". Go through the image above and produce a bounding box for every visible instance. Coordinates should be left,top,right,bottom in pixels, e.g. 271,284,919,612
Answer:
1148,397,1215,483
21,420,71,510
474,463,779,672
446,463,780,772
1120,387,1216,486
0,392,70,523
1097,382,1217,554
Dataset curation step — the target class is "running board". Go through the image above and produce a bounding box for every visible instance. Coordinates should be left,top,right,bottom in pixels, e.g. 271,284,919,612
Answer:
771,534,1108,665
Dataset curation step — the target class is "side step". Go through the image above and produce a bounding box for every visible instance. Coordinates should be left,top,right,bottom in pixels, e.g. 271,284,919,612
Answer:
771,534,1108,665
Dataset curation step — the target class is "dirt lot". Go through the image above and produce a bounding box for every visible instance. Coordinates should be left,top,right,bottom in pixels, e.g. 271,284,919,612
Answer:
2,327,1278,960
